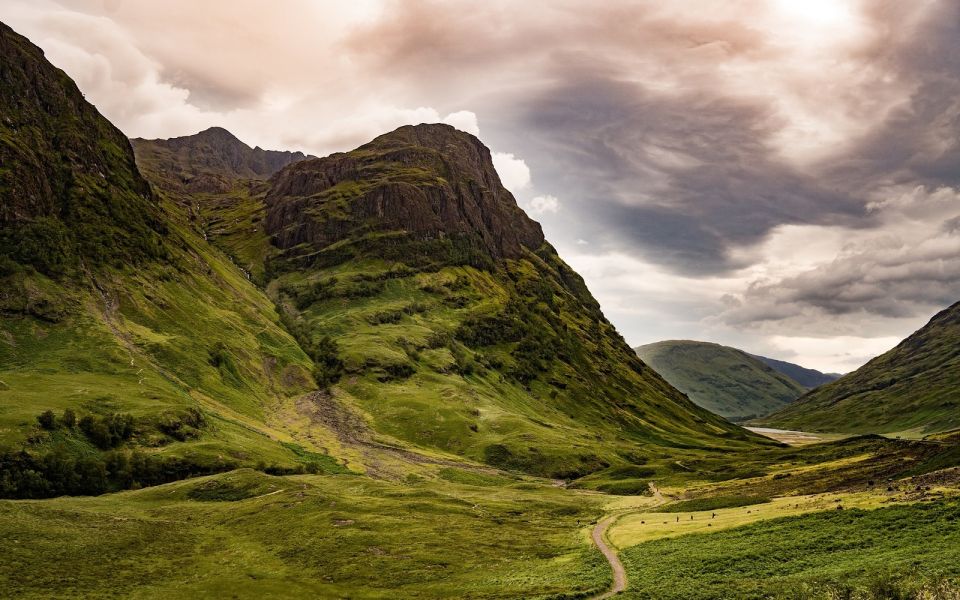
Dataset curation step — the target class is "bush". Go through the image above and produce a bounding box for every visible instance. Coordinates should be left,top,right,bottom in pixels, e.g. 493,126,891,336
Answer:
0,447,233,499
37,410,56,430
79,412,135,449
62,408,76,428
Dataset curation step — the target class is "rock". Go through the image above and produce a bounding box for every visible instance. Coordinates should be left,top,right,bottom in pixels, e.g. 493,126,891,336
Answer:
264,123,545,265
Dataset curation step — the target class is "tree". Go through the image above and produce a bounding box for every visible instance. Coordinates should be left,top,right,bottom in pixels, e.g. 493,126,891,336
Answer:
37,410,56,430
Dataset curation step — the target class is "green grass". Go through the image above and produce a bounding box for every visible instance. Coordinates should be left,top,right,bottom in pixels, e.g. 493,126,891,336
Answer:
619,501,960,599
653,495,770,513
0,469,610,599
636,340,807,422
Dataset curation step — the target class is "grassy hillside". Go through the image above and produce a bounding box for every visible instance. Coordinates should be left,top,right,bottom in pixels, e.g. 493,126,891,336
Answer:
757,301,960,435
636,340,807,422
619,501,960,599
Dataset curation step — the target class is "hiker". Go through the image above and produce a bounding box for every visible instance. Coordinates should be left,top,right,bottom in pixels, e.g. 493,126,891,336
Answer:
712,513,716,519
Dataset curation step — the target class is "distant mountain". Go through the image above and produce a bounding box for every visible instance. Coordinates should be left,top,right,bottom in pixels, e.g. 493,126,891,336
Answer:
750,355,841,388
757,301,960,435
635,340,808,422
131,127,308,196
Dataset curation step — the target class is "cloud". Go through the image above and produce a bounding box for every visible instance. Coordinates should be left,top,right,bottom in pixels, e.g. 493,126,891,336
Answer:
441,110,479,135
527,195,559,215
5,0,960,372
491,152,531,192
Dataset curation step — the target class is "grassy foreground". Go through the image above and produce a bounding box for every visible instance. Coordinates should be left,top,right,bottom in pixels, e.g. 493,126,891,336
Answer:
0,469,609,599
618,501,960,599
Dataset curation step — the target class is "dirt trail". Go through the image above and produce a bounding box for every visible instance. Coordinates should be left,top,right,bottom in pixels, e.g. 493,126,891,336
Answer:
649,482,664,502
591,516,626,599
589,482,665,598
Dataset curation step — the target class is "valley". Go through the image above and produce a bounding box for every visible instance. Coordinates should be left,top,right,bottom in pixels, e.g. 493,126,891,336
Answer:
2,16,960,600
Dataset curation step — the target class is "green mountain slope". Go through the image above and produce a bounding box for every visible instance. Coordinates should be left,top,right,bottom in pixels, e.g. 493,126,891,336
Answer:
0,22,343,498
750,354,840,388
757,301,960,435
232,123,762,478
635,340,807,421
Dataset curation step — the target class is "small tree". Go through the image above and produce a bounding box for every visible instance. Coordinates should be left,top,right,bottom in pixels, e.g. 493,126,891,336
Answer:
62,408,76,428
37,410,56,430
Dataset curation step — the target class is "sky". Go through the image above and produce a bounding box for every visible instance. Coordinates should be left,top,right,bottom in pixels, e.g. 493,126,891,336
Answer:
4,0,960,373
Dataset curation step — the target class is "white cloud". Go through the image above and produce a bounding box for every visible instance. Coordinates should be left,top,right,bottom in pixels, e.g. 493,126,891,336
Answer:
527,195,560,215
442,110,480,135
491,152,531,192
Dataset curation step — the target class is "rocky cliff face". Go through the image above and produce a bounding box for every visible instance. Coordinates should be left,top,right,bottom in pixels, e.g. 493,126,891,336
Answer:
265,123,544,264
0,22,163,275
132,127,308,195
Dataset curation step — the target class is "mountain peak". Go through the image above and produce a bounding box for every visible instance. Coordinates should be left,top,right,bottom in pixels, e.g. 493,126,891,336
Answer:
265,124,544,266
191,125,246,145
132,127,308,194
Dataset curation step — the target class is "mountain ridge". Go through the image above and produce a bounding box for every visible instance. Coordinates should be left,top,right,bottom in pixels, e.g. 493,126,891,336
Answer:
635,340,808,422
757,301,960,435
749,353,841,388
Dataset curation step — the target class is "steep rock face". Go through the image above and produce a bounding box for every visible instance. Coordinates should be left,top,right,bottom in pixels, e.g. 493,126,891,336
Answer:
758,301,960,434
132,127,308,195
0,21,163,275
265,123,544,263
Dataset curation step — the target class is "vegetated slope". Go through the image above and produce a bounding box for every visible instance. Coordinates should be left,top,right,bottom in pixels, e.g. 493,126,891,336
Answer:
758,301,960,435
750,354,840,388
0,21,343,498
635,340,807,422
246,123,765,479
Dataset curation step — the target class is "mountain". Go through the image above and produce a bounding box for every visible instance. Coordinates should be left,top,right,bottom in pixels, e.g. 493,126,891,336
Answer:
0,21,334,498
0,22,164,279
0,18,764,500
635,340,808,422
131,128,308,283
757,301,960,435
750,354,841,388
224,122,765,478
132,127,308,195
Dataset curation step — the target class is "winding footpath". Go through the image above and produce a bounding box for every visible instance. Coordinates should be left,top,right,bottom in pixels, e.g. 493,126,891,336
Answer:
591,483,664,598
591,516,626,599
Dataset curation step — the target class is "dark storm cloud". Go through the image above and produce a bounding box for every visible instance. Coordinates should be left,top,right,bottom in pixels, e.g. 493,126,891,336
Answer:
505,76,862,274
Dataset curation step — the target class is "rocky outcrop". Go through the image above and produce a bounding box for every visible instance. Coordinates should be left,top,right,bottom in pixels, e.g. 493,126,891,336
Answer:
264,123,544,263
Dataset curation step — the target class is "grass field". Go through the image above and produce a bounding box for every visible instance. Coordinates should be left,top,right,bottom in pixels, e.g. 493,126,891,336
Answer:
618,500,960,599
0,469,610,599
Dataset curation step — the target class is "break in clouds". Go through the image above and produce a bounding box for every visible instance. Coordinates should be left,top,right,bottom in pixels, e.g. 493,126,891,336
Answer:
4,0,960,372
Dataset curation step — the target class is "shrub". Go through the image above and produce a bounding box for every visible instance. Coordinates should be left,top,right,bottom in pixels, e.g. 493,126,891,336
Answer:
37,410,56,430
